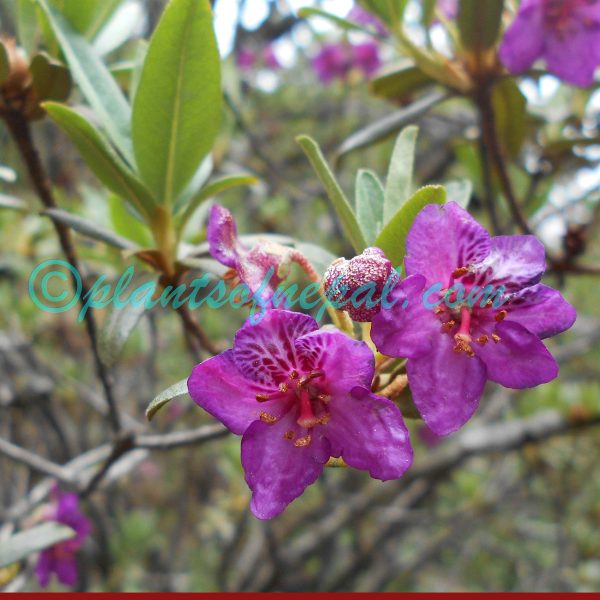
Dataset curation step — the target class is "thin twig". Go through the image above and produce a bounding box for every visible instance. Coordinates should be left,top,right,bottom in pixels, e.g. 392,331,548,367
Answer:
3,111,121,433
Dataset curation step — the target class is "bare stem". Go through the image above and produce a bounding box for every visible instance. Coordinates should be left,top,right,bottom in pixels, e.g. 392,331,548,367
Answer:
3,111,121,433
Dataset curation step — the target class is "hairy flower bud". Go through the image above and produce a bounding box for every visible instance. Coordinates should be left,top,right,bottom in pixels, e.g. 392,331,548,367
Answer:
0,38,34,115
324,247,397,322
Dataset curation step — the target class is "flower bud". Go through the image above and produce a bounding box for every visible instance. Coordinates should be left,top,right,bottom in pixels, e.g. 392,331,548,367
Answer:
324,247,397,322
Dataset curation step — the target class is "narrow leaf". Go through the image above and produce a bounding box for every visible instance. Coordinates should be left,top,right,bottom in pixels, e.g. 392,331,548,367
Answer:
99,293,152,368
0,194,28,211
370,65,435,102
375,185,446,267
384,126,419,223
296,135,367,252
132,0,222,206
445,180,473,209
146,379,189,421
44,102,155,218
298,7,373,34
336,91,447,158
457,0,504,51
0,42,9,84
355,169,385,246
43,207,139,250
178,174,257,231
0,523,75,569
36,0,133,162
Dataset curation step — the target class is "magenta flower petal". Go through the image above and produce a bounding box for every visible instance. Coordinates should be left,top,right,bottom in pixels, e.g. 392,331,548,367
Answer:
35,551,53,588
407,335,487,436
326,387,413,480
505,284,577,339
242,410,330,520
188,351,277,435
207,204,292,299
55,557,78,587
474,321,558,388
371,274,439,358
500,0,600,87
347,5,388,36
190,309,413,518
295,329,375,395
475,235,546,292
233,311,318,385
311,43,350,84
499,0,544,73
372,201,576,436
544,16,600,86
35,490,90,589
405,202,491,285
207,204,240,269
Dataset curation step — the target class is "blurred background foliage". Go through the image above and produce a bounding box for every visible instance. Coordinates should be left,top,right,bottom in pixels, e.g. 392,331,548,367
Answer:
0,0,599,592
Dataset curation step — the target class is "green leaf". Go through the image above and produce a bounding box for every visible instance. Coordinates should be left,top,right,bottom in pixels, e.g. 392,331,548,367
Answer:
43,207,140,250
17,0,40,58
177,174,257,232
36,0,133,162
132,0,222,207
44,102,155,219
370,65,435,102
336,91,447,158
375,185,446,267
109,194,154,248
296,135,367,253
173,155,213,215
355,169,385,246
457,0,504,51
49,0,124,38
298,7,373,34
30,52,72,103
445,179,473,209
146,379,189,421
384,125,419,223
0,523,76,569
358,0,409,27
0,41,9,84
99,293,152,368
492,78,527,158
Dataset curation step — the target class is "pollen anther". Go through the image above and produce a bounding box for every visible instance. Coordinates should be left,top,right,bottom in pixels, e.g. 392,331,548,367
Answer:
294,435,312,448
492,333,501,343
260,412,278,424
495,310,508,322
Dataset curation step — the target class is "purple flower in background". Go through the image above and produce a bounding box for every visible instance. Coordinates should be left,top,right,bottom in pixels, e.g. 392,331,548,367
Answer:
311,43,351,83
236,48,257,72
188,310,413,519
311,41,381,84
35,489,91,588
499,0,600,87
263,46,281,70
371,202,576,436
324,247,397,322
208,204,292,300
437,0,459,20
347,5,388,36
352,42,382,78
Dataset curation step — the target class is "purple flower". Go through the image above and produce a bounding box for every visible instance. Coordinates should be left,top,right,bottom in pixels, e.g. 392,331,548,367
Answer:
208,204,292,300
35,489,91,588
437,0,458,20
324,247,397,322
311,43,351,84
347,5,388,36
263,46,281,70
188,310,413,519
311,41,381,84
499,0,600,87
352,42,381,78
236,48,257,72
371,202,576,436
